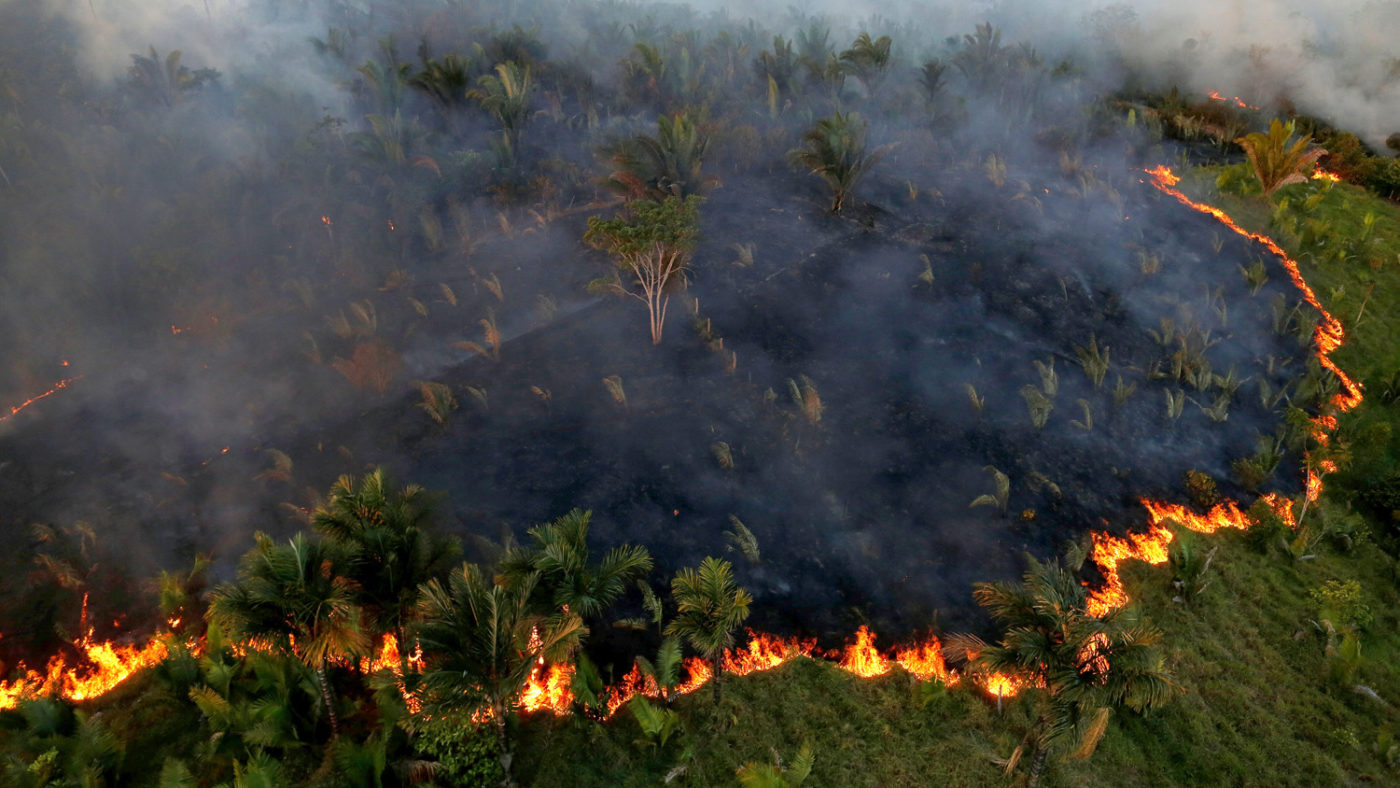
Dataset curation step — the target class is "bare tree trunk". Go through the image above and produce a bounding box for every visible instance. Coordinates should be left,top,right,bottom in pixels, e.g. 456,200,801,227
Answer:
316,664,341,739
493,700,515,786
710,653,723,703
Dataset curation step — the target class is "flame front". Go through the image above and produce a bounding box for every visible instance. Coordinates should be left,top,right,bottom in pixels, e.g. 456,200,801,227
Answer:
839,625,891,678
0,634,170,710
0,376,82,424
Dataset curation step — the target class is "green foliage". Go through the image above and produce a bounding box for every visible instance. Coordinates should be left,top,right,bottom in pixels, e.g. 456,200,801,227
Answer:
585,195,704,344
1168,529,1216,604
1020,384,1054,429
629,695,681,750
736,743,814,786
412,712,504,786
312,469,458,647
1236,119,1323,196
1183,470,1219,509
969,465,1011,516
1311,579,1372,631
606,111,712,201
1075,334,1110,388
500,508,653,619
666,557,752,700
965,557,1176,782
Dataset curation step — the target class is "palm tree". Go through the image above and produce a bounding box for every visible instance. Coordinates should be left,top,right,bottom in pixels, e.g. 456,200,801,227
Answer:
207,532,369,739
956,557,1177,786
665,556,752,702
311,469,458,670
789,111,892,213
499,508,653,620
605,111,713,201
413,565,585,784
470,62,536,159
953,22,1008,93
838,33,892,97
1236,119,1324,196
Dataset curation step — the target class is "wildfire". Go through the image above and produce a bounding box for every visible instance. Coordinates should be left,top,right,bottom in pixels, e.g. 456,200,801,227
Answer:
1207,91,1259,110
895,636,951,683
0,376,82,424
981,672,1023,699
519,662,575,716
0,630,171,710
839,625,891,678
1311,170,1342,183
723,631,815,675
6,164,1366,732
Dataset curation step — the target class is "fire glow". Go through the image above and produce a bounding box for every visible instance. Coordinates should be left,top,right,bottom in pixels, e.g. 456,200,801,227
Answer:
0,165,1363,720
0,376,82,424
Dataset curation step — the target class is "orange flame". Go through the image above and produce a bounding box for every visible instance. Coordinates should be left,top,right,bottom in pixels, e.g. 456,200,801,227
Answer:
0,632,171,710
0,377,82,424
838,625,891,678
981,672,1024,699
895,635,950,683
519,662,575,716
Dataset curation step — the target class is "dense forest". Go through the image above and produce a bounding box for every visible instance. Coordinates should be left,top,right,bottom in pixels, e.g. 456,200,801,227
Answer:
2,0,1400,785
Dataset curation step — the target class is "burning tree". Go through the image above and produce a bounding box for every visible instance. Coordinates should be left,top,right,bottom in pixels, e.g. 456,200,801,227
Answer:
953,557,1176,786
207,533,370,739
665,556,752,702
585,195,704,345
412,565,585,784
311,469,458,675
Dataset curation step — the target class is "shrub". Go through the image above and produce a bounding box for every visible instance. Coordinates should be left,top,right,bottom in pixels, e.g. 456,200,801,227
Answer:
1310,579,1373,630
1184,470,1219,509
413,713,505,786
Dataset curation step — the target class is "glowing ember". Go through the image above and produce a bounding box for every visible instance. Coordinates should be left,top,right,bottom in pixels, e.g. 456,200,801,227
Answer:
0,376,82,424
1207,91,1259,110
838,625,891,678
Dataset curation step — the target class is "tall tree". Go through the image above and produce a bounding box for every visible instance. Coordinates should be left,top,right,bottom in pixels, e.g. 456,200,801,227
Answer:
665,556,752,702
311,469,458,666
499,508,653,620
207,533,368,739
413,565,584,784
956,557,1177,786
585,194,704,344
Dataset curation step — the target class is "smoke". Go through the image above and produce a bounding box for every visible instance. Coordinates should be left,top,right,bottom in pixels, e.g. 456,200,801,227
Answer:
0,0,1348,659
